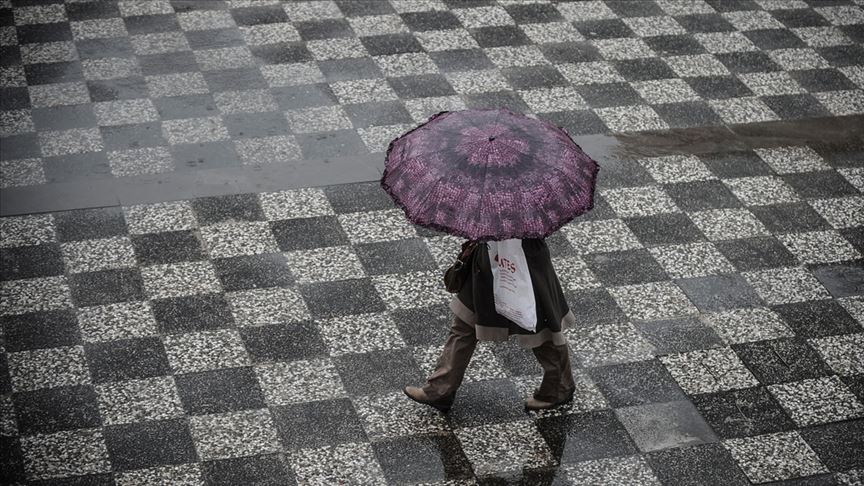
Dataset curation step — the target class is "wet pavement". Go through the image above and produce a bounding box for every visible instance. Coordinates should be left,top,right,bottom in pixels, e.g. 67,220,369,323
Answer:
1,0,864,485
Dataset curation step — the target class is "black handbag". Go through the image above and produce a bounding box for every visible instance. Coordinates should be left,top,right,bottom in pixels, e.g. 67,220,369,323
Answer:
443,241,478,293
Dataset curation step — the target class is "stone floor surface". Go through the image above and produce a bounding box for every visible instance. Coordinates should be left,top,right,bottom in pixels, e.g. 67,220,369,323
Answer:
1,0,863,485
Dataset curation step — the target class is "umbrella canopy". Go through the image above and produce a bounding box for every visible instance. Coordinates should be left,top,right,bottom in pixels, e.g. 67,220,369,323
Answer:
381,108,600,241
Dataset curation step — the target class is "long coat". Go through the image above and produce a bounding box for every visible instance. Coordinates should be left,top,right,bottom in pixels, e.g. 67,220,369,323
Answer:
450,238,576,348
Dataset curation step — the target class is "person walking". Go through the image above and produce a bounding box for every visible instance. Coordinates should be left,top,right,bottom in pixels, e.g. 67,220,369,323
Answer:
380,107,599,414
404,237,578,411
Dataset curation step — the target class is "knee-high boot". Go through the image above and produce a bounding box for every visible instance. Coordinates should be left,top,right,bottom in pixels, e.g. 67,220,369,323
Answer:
531,340,577,403
421,316,479,403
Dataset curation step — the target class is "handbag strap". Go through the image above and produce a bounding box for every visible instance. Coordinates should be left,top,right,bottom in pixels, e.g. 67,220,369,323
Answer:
457,241,478,262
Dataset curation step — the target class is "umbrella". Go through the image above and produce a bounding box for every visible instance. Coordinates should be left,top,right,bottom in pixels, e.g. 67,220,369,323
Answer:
381,108,600,241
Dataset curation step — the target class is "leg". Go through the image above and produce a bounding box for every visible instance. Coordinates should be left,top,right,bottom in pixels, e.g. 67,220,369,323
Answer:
405,315,478,410
421,315,478,401
530,340,576,405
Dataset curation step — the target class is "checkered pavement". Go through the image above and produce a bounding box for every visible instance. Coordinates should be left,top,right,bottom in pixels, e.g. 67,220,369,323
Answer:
2,141,863,483
1,0,863,190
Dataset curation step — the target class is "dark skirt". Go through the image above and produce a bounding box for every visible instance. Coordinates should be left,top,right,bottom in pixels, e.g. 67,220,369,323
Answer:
451,238,576,349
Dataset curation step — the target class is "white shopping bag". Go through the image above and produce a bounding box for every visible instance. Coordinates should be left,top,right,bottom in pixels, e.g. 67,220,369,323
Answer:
487,239,537,332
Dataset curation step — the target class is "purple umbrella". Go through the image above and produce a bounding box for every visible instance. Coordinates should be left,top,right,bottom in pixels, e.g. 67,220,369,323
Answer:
381,108,600,241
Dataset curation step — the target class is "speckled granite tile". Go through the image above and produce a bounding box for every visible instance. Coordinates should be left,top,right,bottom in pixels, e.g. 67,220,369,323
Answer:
199,221,279,259
163,329,250,374
289,442,387,486
521,21,584,43
353,391,450,440
648,242,735,279
193,47,257,71
704,307,793,344
0,214,55,248
415,29,480,52
0,158,46,188
260,62,326,87
608,281,699,321
317,312,406,356
660,347,759,395
241,23,301,45
114,463,203,486
61,236,136,273
95,376,184,426
38,128,104,157
689,208,771,241
0,276,73,316
561,219,643,255
227,287,309,326
809,333,864,376
518,86,585,112
141,261,221,299
19,428,111,481
161,116,230,145
77,301,158,343
602,186,680,218
595,105,669,132
7,345,90,392
776,230,861,264
256,358,347,405
768,376,864,426
123,202,198,235
767,48,830,71
283,246,365,283
551,255,603,291
372,271,449,310
189,409,281,461
568,322,657,367
742,266,832,305
808,197,864,229
455,421,555,477
723,431,827,484
665,54,730,77
722,176,799,206
564,455,661,485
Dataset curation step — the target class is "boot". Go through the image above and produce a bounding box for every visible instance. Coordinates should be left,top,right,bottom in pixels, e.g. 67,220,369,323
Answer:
403,386,455,412
526,341,576,411
404,316,478,412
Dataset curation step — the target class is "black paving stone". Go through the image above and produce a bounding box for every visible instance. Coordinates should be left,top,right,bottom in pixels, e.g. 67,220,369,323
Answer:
271,398,367,450
103,419,197,471
692,386,796,439
240,322,328,363
772,300,861,339
69,268,147,307
589,359,687,408
1,310,80,352
151,294,235,333
0,243,64,281
175,367,267,415
634,317,725,355
85,337,172,383
201,454,296,486
12,385,102,435
131,231,206,265
733,338,833,385
646,443,750,486
374,434,474,484
334,348,424,395
537,410,638,464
